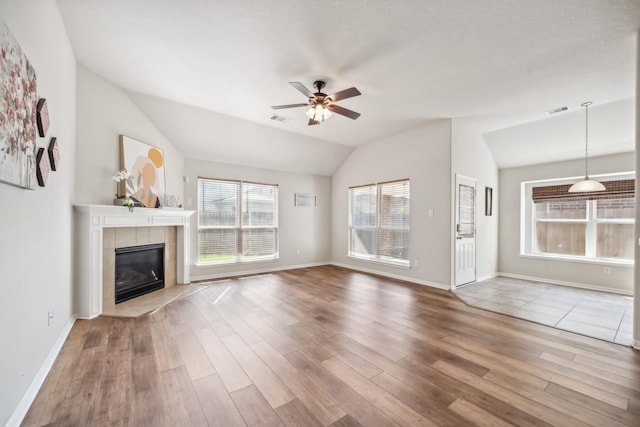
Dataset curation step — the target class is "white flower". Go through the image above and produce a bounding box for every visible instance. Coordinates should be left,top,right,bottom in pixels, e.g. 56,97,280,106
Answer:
122,197,135,212
113,169,132,182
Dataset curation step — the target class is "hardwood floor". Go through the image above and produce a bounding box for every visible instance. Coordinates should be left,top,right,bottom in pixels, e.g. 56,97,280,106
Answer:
22,265,640,426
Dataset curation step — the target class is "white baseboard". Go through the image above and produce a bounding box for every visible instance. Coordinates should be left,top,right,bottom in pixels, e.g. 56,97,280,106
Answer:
330,261,450,290
7,315,77,427
190,262,330,282
496,272,633,296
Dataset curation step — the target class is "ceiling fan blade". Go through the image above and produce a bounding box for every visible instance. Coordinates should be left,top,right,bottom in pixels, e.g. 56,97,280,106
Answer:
290,82,315,98
308,118,320,126
327,87,361,102
327,104,361,120
271,103,309,110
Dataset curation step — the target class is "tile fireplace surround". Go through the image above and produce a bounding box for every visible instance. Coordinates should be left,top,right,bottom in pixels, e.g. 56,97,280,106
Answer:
74,205,194,319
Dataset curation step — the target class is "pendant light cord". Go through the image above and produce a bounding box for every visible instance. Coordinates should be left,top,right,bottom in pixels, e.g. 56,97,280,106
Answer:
568,101,604,192
582,101,592,179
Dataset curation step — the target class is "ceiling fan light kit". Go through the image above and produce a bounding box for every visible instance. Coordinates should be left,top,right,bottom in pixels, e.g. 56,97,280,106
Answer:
306,103,332,122
568,101,606,193
272,80,361,126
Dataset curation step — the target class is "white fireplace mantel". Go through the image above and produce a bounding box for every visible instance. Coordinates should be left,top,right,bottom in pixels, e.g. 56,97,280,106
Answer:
74,205,194,319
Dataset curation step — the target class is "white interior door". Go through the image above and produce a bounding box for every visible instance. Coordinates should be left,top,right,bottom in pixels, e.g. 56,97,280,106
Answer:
455,174,476,287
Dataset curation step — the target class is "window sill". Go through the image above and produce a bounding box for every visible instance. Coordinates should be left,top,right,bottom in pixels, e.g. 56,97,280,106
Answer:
196,256,280,268
347,255,411,269
520,253,633,267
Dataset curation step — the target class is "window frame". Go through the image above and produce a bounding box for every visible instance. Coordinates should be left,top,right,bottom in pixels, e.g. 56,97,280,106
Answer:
521,172,635,266
348,179,410,267
197,177,279,265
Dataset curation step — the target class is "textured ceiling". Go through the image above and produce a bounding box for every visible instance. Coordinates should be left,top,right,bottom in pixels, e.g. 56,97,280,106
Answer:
56,0,640,173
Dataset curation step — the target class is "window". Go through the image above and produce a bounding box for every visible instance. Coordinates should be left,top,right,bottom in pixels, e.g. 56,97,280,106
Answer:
198,178,278,264
349,179,410,266
525,176,634,263
534,200,587,256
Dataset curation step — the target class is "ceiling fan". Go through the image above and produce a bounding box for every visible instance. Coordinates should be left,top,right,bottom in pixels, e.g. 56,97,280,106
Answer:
271,80,361,125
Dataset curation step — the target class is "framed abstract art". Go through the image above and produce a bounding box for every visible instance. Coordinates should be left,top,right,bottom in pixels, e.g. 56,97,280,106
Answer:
119,135,166,208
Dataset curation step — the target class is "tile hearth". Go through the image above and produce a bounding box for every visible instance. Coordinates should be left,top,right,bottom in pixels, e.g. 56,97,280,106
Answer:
100,282,212,318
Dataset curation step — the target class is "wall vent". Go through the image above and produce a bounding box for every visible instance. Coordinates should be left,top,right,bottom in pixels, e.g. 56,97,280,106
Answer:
545,106,569,115
270,114,292,123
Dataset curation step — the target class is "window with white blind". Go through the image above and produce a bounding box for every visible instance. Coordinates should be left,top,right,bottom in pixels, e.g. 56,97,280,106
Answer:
198,178,278,264
349,179,410,266
522,174,634,264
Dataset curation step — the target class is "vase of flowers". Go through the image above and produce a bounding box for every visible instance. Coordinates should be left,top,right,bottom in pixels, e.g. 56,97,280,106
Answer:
113,169,135,212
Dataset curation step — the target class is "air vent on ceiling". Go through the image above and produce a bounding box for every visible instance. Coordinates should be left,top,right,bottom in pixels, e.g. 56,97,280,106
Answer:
545,106,569,115
269,114,292,123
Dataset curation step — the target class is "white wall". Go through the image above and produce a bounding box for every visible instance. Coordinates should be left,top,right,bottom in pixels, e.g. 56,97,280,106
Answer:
127,92,354,177
75,65,184,205
634,32,640,349
331,120,452,287
451,118,500,282
499,152,635,293
185,158,332,279
0,1,76,425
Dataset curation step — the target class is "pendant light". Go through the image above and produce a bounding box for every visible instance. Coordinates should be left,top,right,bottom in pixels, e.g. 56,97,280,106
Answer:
568,101,606,192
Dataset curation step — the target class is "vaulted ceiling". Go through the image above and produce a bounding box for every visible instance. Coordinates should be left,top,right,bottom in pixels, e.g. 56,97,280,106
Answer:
57,0,640,174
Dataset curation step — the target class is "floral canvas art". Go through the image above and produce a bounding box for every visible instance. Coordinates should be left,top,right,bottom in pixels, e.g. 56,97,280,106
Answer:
120,135,166,208
0,16,37,189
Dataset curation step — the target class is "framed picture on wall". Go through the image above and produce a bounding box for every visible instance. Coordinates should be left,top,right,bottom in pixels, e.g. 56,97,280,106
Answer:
0,16,38,190
485,186,493,216
295,193,317,207
36,147,49,187
48,137,60,171
36,98,49,137
120,135,166,208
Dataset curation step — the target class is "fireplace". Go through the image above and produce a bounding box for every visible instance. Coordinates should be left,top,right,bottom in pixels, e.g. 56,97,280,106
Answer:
115,243,165,304
74,205,193,318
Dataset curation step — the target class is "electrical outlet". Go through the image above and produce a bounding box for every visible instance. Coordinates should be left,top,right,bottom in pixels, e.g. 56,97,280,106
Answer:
47,307,54,326
414,259,420,268
296,249,301,256
603,266,611,275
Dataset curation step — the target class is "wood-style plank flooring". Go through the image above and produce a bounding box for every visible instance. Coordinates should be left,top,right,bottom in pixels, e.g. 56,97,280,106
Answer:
22,265,640,426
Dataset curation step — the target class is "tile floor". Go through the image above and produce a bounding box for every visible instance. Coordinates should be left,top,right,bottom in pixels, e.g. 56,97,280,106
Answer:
101,282,213,318
453,276,634,346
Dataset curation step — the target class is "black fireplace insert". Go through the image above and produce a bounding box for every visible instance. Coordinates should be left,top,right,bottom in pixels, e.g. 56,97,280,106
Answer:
115,243,165,304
